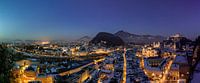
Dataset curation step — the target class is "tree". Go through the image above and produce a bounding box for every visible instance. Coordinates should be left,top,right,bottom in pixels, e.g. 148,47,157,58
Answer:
0,44,14,83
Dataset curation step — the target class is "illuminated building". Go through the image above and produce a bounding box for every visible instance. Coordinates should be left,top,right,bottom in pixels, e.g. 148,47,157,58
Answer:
168,64,180,82
173,55,190,82
141,47,159,58
152,42,161,48
143,57,167,79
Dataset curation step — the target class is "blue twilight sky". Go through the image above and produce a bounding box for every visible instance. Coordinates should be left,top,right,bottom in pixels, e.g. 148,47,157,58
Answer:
0,0,200,40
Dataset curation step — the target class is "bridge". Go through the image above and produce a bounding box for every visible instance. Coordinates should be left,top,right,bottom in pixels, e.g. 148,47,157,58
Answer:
59,58,105,76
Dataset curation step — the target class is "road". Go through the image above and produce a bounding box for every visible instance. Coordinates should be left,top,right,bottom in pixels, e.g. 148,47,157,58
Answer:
160,54,176,83
122,48,127,83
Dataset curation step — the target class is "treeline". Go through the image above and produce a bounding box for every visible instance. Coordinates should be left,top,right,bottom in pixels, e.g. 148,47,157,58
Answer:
188,36,200,82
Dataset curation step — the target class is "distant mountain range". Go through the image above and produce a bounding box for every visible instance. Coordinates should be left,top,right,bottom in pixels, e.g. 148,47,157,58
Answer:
77,36,92,42
114,30,165,44
78,30,166,45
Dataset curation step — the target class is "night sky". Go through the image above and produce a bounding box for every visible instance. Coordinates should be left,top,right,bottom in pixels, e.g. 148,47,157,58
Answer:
0,0,200,40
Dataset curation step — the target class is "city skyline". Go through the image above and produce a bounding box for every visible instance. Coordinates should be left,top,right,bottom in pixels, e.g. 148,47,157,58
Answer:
1,0,200,83
0,0,200,40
